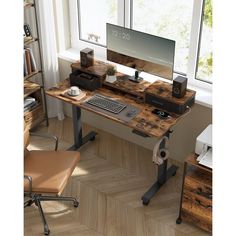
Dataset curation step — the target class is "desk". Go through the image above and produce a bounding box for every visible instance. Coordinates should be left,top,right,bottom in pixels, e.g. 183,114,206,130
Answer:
46,78,187,205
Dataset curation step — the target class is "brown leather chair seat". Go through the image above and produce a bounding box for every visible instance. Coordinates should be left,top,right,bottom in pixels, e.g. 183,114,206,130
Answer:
24,150,80,195
24,121,80,235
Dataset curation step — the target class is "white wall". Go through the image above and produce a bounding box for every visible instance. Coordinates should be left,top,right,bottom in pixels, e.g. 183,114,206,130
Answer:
58,58,212,163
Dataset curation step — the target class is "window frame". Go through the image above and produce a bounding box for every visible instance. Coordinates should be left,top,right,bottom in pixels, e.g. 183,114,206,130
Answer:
187,0,212,85
68,0,212,90
76,0,126,47
195,0,212,84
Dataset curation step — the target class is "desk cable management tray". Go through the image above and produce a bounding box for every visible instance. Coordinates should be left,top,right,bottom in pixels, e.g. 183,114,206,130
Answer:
86,94,127,114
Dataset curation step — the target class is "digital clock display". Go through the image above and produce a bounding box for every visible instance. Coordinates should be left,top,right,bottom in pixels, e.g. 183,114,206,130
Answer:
112,30,130,40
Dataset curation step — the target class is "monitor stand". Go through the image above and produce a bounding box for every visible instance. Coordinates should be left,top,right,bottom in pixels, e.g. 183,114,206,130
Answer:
129,70,143,83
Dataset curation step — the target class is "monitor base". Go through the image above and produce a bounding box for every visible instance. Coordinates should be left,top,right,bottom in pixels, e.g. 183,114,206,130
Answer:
129,76,143,83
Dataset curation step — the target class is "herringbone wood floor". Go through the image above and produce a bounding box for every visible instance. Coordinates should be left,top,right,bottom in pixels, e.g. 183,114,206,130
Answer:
24,117,210,236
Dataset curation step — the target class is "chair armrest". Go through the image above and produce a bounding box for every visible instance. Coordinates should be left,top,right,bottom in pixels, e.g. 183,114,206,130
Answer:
24,175,32,195
29,132,58,151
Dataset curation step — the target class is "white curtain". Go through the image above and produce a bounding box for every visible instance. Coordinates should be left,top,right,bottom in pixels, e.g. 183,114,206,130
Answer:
36,0,64,120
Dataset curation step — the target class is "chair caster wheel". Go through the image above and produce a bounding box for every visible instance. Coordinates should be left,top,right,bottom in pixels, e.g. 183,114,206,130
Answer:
74,201,79,208
44,229,50,235
90,136,96,141
142,197,150,206
176,217,182,224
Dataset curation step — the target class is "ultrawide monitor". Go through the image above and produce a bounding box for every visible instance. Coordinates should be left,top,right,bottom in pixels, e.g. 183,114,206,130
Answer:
106,23,175,80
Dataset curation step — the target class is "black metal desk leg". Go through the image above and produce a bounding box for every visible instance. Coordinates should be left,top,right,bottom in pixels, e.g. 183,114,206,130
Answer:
68,105,97,150
176,161,187,224
141,160,178,205
72,104,83,148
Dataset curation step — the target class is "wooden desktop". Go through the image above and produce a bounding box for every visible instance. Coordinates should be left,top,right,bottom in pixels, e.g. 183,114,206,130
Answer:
46,78,182,139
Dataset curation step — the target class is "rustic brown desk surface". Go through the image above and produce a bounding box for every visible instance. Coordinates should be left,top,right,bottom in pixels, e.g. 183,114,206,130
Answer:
46,78,184,138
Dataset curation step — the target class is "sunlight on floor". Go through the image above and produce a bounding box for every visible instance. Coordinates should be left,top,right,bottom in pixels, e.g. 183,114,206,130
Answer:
73,166,89,176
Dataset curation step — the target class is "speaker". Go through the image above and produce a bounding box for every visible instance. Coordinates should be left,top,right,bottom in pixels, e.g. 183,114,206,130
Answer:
172,76,187,98
80,48,94,67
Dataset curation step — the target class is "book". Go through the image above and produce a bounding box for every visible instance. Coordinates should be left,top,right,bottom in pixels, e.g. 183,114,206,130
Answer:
25,48,32,75
24,96,38,112
24,96,36,108
27,47,37,72
24,50,28,76
24,101,38,112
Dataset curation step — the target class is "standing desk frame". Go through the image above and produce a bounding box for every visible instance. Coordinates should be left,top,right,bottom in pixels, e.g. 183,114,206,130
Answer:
65,106,178,206
67,105,97,150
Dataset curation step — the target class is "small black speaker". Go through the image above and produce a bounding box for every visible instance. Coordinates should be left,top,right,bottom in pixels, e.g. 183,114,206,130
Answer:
80,48,94,67
172,76,187,98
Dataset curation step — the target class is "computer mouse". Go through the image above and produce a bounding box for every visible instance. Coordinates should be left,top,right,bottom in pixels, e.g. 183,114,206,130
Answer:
126,109,136,117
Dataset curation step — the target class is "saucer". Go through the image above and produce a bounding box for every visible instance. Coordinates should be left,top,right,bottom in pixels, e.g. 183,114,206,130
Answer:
67,91,80,97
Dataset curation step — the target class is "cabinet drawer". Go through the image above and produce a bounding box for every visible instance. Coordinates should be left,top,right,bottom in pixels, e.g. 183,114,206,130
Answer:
181,209,212,232
184,175,212,200
179,153,212,233
182,189,212,223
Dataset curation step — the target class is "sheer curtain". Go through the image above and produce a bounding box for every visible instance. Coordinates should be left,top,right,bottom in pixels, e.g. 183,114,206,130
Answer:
36,0,64,120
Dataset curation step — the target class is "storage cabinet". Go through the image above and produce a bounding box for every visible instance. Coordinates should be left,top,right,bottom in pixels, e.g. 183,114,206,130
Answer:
24,0,48,128
176,153,212,232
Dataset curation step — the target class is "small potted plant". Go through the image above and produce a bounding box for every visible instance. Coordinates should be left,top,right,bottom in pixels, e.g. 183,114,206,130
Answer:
105,65,117,83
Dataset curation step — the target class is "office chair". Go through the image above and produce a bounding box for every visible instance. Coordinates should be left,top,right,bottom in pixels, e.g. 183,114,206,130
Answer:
24,123,80,235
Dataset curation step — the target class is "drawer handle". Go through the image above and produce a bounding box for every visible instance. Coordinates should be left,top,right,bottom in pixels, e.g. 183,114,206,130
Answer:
196,188,212,199
195,199,212,209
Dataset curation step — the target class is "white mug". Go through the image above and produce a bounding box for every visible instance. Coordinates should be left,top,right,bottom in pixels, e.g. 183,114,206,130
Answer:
69,86,80,95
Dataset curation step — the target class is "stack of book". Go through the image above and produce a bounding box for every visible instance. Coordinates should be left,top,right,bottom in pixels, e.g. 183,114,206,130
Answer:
24,96,38,112
24,47,37,77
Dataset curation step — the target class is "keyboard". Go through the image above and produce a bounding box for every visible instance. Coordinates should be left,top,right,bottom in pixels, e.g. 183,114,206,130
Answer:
86,94,127,114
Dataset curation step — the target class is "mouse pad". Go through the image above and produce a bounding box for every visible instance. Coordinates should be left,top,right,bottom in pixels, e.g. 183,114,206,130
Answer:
82,101,141,123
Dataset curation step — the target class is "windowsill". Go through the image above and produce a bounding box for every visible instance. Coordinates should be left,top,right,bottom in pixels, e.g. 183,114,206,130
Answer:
58,48,212,109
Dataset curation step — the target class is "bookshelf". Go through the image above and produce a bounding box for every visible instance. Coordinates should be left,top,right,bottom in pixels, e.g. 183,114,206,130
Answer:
24,0,48,129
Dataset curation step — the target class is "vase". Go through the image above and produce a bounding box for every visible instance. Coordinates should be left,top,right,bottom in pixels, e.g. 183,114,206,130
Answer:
105,75,117,83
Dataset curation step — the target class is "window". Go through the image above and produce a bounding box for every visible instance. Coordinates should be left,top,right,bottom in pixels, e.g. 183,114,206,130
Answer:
78,0,119,46
196,0,212,82
132,0,194,74
69,0,212,87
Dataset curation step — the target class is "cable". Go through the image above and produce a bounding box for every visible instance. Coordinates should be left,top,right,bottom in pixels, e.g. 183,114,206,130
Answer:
180,106,191,119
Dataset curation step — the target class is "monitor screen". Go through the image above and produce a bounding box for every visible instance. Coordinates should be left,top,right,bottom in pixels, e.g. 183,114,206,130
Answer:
106,23,175,80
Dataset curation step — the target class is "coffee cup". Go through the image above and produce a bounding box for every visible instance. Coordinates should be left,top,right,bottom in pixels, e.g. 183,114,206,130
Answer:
69,86,80,96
